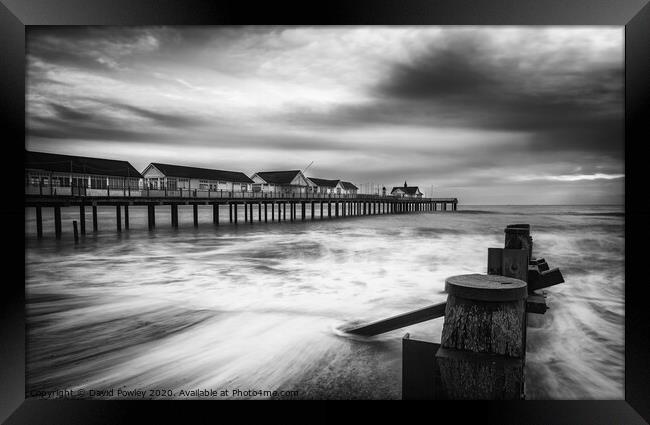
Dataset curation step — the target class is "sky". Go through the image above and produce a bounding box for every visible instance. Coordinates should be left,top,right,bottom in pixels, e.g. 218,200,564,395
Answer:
25,26,624,204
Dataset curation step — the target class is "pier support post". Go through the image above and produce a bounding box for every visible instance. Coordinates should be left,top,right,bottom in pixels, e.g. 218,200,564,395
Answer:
264,203,268,222
36,206,43,239
328,202,332,218
244,202,248,223
301,202,306,220
437,274,527,399
320,202,323,218
54,206,62,239
283,203,286,221
148,204,156,229
116,205,122,232
73,220,79,243
229,203,233,223
271,203,275,221
311,202,315,219
213,204,219,225
171,204,178,228
234,203,238,224
335,202,339,217
124,205,129,230
258,203,262,222
363,202,366,215
250,203,254,224
79,205,86,235
92,205,98,232
193,204,198,227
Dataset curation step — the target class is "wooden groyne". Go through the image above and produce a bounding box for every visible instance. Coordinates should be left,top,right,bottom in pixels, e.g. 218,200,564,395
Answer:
346,223,565,400
24,191,459,239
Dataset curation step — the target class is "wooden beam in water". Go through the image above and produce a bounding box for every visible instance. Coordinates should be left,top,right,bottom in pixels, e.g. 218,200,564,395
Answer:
526,294,548,314
528,267,564,292
346,302,447,336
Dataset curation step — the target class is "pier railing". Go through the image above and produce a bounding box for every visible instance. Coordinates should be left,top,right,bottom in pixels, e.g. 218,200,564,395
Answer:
25,184,456,202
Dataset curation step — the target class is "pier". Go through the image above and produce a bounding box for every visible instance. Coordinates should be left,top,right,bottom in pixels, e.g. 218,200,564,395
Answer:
25,189,459,239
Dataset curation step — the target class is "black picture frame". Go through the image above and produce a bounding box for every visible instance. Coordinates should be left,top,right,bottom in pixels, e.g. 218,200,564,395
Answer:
2,0,649,423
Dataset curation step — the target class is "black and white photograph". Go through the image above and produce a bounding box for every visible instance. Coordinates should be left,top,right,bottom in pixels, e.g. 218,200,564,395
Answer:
24,26,624,400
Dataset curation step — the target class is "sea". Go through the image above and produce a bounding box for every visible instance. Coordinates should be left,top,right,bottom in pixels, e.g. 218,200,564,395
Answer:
24,204,625,399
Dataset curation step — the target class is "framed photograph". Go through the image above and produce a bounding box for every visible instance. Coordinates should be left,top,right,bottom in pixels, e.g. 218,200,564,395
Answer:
2,0,649,422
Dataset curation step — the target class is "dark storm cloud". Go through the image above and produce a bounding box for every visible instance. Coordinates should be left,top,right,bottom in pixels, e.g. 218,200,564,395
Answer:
107,103,205,128
28,116,153,142
27,26,162,72
281,31,623,156
28,100,207,142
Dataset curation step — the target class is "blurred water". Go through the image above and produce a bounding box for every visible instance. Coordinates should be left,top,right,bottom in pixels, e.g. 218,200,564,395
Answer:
25,204,624,399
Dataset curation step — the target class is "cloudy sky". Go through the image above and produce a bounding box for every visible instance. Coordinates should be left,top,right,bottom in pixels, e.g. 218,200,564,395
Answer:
26,26,623,204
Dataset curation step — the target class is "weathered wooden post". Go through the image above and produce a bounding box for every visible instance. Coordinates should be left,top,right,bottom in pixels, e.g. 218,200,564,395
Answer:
73,220,79,243
250,203,254,224
193,204,199,227
436,274,528,399
504,224,533,260
258,202,262,221
116,205,122,232
229,203,233,223
213,203,219,225
244,202,249,223
124,205,129,230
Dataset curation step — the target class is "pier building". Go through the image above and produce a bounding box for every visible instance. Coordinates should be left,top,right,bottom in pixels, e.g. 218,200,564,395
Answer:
141,163,253,192
251,170,315,195
25,151,142,197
